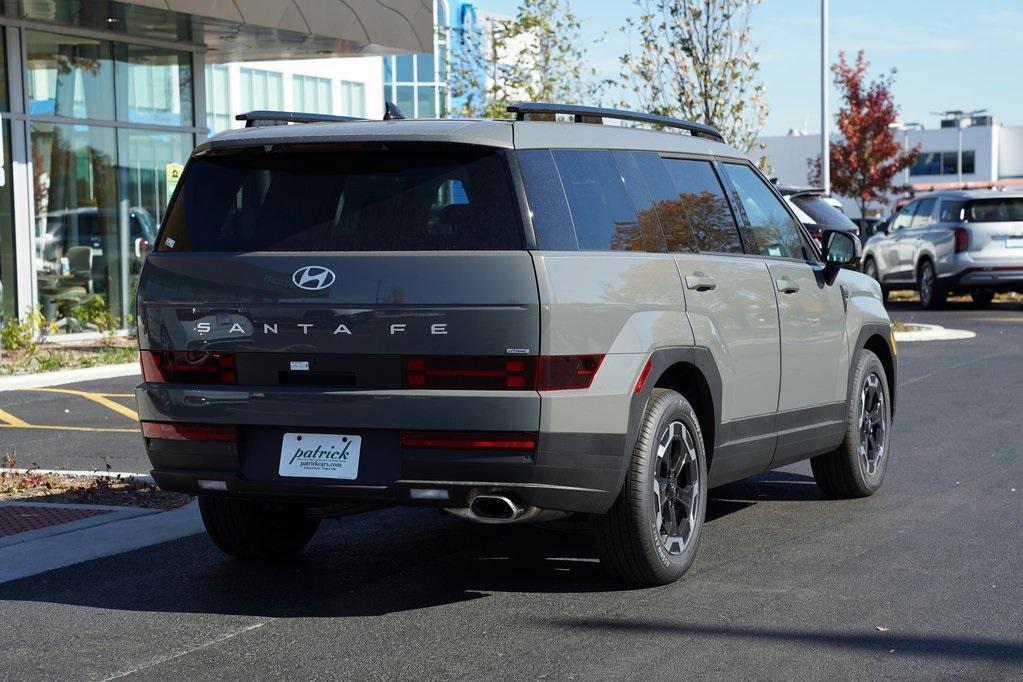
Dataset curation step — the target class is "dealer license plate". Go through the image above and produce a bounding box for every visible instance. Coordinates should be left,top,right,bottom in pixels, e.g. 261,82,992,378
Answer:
279,433,361,479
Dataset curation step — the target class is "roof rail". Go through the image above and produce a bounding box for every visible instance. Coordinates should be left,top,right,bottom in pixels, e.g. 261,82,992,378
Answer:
506,102,725,143
236,110,365,128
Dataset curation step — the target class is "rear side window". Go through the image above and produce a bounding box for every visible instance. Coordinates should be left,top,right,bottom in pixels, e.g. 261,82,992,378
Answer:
721,163,808,259
964,198,1023,222
911,197,937,228
939,200,965,222
664,159,744,254
158,145,524,252
633,153,698,253
550,150,645,251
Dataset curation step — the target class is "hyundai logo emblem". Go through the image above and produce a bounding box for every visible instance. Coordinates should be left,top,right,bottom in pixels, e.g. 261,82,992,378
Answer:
292,266,336,291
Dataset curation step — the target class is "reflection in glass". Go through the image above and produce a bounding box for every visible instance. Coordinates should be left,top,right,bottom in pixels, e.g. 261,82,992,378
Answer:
31,123,118,332
26,30,115,120
721,163,806,259
664,159,744,254
417,86,437,118
114,43,193,126
205,65,231,134
0,123,14,322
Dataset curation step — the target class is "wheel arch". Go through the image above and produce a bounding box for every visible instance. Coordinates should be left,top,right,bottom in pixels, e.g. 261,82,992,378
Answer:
854,326,897,418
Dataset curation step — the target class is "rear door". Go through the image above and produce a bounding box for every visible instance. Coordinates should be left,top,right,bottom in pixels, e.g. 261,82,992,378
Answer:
658,156,781,483
718,162,849,465
138,143,540,382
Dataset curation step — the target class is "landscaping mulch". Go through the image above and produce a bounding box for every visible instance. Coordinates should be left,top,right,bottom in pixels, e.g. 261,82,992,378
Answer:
0,470,190,510
0,337,137,376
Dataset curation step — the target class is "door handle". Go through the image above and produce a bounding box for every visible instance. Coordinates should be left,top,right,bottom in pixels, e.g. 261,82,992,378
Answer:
775,277,800,294
685,274,717,291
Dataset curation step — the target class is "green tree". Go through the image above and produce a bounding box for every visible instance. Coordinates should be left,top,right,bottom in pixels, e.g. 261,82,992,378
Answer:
619,0,768,155
449,0,599,119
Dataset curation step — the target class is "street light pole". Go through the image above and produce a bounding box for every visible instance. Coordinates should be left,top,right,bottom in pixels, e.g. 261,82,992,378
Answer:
821,0,830,195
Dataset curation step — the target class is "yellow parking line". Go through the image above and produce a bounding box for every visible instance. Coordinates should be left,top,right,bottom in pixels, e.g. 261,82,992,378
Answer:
0,408,30,427
0,424,137,433
27,388,139,421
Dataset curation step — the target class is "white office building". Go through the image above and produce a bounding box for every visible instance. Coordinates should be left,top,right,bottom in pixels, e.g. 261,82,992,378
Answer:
760,114,1023,219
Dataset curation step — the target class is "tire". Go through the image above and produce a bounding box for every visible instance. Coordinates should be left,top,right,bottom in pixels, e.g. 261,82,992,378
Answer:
863,258,888,304
918,260,946,309
593,388,709,585
199,495,320,559
811,349,892,498
970,290,994,308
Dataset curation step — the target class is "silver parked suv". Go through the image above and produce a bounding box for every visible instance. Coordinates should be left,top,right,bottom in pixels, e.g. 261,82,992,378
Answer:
136,103,897,585
863,190,1023,308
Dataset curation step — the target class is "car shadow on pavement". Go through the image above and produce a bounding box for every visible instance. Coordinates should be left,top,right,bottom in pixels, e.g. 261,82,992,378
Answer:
551,617,1023,665
1,473,833,620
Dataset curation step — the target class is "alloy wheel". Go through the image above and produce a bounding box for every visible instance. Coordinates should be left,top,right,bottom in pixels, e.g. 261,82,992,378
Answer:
858,373,887,476
652,420,700,555
920,263,935,306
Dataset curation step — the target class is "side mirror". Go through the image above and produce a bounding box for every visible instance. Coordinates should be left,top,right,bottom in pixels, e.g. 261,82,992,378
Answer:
821,229,862,285
875,219,889,236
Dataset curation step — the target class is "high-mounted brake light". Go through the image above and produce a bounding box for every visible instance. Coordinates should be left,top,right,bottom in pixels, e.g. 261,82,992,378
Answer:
141,422,238,442
400,431,537,451
140,350,237,384
401,355,604,391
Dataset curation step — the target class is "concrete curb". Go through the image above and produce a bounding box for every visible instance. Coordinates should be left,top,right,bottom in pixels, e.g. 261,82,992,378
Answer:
0,363,139,392
893,323,977,342
1,467,152,483
0,500,204,584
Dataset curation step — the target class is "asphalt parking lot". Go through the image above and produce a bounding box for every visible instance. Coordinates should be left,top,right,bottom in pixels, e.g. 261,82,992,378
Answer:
1,300,1021,679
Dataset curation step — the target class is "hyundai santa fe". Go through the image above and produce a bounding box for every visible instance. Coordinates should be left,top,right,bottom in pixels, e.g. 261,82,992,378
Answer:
135,103,896,585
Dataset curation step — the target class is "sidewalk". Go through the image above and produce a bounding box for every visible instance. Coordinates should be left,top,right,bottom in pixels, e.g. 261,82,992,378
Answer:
0,499,204,584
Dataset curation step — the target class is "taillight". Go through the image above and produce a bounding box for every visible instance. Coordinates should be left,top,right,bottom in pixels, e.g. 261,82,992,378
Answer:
953,227,970,253
402,356,534,390
140,350,237,384
141,422,237,442
400,431,537,451
536,355,603,390
401,355,604,391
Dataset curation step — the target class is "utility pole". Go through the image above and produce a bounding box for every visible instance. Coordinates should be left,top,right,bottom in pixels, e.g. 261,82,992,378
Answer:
821,0,830,195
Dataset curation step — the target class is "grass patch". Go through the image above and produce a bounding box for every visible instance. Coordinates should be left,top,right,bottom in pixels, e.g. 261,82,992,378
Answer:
0,336,136,376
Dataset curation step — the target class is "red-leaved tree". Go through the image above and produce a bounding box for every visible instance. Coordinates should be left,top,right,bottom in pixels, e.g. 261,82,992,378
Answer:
809,50,918,227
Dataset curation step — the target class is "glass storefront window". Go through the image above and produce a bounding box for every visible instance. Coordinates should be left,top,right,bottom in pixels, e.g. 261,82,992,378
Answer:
31,122,118,332
0,123,14,323
205,65,231,134
417,86,436,118
114,43,193,127
416,53,435,82
26,30,115,120
396,86,414,118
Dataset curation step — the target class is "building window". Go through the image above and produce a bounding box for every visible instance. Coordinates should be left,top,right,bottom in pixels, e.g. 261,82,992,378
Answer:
910,150,976,177
204,65,231,134
25,30,115,120
114,43,193,127
293,74,332,114
339,80,365,117
240,68,283,111
382,0,449,118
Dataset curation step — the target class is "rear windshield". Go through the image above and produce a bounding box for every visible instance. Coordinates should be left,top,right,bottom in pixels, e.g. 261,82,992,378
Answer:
157,145,524,252
962,198,1023,223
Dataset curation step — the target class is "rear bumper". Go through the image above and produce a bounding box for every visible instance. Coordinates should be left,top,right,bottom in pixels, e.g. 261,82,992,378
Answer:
945,265,1023,291
137,384,627,514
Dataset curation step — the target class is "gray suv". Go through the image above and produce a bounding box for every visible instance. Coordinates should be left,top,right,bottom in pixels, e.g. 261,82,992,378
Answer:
136,103,896,585
863,190,1023,308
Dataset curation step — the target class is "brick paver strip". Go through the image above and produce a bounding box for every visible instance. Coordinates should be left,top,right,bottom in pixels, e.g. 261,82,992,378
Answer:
0,506,112,537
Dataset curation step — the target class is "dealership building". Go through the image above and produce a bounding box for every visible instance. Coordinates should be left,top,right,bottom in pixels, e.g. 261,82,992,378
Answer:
760,113,1023,220
0,0,432,335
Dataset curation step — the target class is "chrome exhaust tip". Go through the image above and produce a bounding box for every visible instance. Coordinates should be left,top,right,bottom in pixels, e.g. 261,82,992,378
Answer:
468,494,522,521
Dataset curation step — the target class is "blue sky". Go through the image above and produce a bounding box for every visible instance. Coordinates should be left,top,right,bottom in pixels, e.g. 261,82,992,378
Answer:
478,0,1023,135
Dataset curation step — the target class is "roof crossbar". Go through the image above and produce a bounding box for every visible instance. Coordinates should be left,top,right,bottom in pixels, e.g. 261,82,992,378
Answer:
506,102,725,143
236,110,365,128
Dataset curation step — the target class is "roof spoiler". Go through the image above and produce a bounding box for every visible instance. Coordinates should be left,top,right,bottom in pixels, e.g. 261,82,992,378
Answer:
506,102,726,143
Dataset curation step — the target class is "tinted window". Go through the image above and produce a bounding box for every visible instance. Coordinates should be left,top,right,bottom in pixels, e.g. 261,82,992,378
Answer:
663,159,743,254
721,163,808,259
939,200,965,222
610,151,668,252
911,197,937,228
551,150,643,251
159,146,523,252
790,195,857,231
517,149,577,250
965,198,1023,222
890,201,917,231
633,153,698,252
